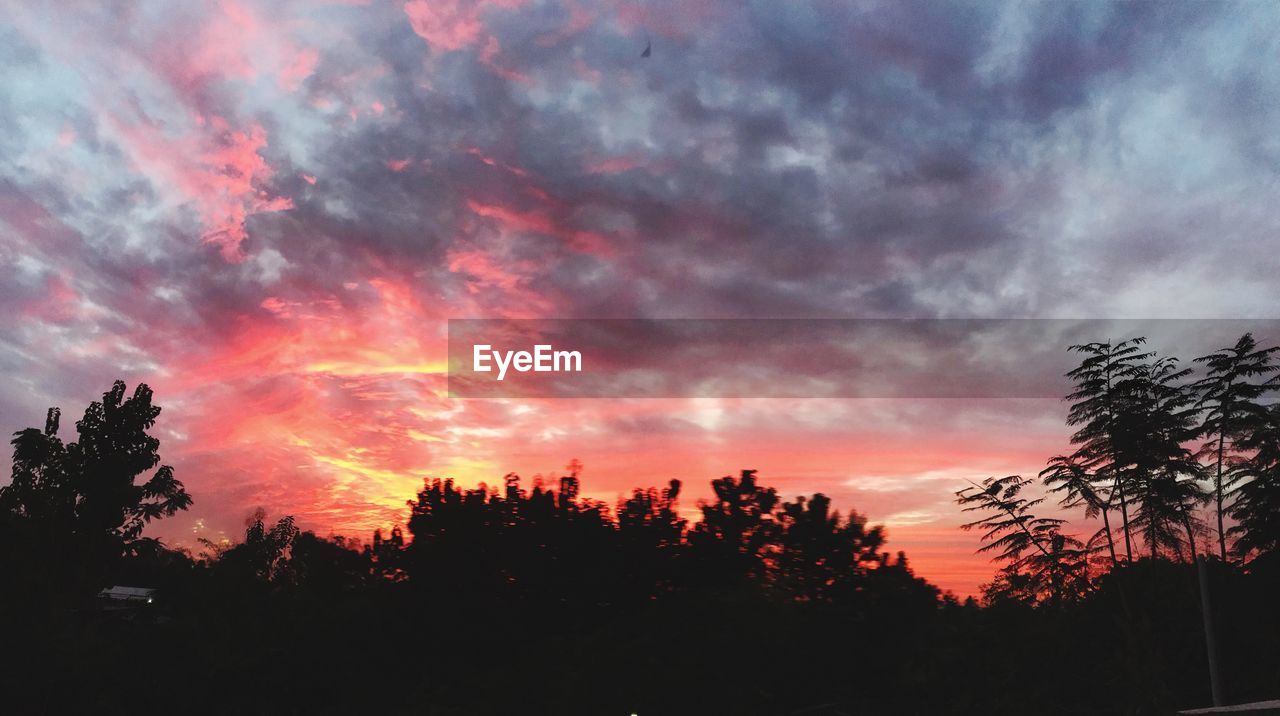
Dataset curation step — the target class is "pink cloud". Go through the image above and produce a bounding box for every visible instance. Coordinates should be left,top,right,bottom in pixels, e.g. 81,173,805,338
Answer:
586,155,643,174
141,0,322,106
25,272,82,324
107,115,292,261
466,146,529,177
278,47,320,91
447,249,522,292
467,199,610,255
403,0,485,52
195,121,295,259
444,248,557,319
403,0,526,57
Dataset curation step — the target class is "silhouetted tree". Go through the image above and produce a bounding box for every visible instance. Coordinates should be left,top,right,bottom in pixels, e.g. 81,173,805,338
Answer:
1041,454,1116,565
366,526,407,582
1122,355,1205,561
1066,338,1152,562
1192,333,1279,561
689,469,779,586
958,475,1087,603
287,532,373,592
618,478,684,543
209,510,299,583
403,471,620,609
618,479,686,595
773,492,884,601
1,381,191,594
1229,402,1280,559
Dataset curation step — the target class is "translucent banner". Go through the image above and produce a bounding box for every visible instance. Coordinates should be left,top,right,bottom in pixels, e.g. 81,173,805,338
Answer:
447,319,1280,398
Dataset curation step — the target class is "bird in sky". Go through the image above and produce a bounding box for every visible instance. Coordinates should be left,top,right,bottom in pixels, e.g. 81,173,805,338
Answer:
642,37,651,58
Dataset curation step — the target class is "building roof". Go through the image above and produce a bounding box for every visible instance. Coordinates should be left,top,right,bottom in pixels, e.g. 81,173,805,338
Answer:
98,586,157,601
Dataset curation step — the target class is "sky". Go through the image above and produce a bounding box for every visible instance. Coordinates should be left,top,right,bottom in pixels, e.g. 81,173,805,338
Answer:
2,0,1280,596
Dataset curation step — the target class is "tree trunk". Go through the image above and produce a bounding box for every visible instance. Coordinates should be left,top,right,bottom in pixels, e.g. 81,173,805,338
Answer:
1101,505,1118,564
1183,513,1198,563
1116,472,1133,561
1149,475,1159,561
1215,435,1227,562
1151,513,1159,561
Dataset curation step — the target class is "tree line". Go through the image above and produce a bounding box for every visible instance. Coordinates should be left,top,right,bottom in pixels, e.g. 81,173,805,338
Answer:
0,379,932,608
957,333,1280,605
1,333,1278,712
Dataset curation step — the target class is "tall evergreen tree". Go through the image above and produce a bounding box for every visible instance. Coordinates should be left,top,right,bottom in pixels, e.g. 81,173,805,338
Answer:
1192,333,1279,561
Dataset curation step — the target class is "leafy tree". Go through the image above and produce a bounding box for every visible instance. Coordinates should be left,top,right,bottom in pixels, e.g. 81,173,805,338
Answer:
1041,454,1116,564
3,408,71,526
618,478,684,544
403,472,620,608
209,510,299,583
1121,355,1206,560
689,469,779,585
1065,338,1152,561
618,479,686,594
404,477,511,597
773,492,884,601
1,381,191,591
957,475,1087,603
1192,333,1279,561
1229,402,1280,559
366,526,407,582
287,532,374,592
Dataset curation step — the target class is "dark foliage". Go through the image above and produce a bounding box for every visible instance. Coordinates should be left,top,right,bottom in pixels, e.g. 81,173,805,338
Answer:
1,381,190,601
1,368,1278,714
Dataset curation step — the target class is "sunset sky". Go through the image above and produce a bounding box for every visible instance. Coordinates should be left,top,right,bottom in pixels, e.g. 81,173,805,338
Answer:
3,0,1280,595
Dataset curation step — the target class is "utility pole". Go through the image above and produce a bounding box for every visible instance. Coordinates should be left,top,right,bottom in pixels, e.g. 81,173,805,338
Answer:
1196,555,1223,707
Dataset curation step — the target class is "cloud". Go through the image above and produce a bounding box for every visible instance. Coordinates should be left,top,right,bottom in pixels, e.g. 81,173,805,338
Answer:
3,0,1280,595
403,0,525,53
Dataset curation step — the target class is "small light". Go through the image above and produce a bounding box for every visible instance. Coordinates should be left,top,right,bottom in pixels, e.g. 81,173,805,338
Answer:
147,598,153,604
